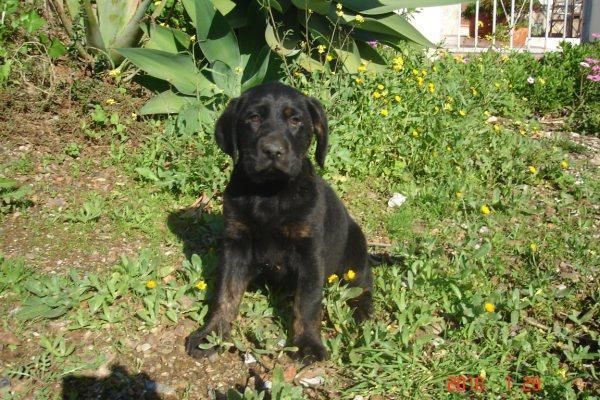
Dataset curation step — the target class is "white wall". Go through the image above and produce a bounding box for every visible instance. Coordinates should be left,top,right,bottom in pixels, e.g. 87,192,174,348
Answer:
409,5,463,44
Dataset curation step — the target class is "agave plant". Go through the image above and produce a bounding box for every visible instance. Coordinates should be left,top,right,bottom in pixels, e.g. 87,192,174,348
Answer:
119,0,472,115
50,0,153,65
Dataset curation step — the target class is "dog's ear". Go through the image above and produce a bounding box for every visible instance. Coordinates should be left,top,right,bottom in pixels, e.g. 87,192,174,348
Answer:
215,98,240,162
305,97,328,167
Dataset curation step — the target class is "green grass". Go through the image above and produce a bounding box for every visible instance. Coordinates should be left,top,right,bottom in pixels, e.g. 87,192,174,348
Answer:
1,42,599,399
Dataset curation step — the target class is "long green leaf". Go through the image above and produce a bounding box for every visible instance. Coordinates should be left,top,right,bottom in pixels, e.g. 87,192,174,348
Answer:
142,24,191,54
342,12,432,47
183,0,241,69
140,90,196,115
342,0,473,15
211,60,241,97
290,0,331,14
241,45,271,92
97,0,137,47
118,48,214,95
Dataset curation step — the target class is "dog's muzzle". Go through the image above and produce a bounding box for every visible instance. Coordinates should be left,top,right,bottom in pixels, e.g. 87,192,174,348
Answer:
254,135,293,174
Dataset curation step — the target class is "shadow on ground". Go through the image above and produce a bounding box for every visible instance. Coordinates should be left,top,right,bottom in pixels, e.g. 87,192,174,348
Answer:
166,208,224,260
62,364,161,400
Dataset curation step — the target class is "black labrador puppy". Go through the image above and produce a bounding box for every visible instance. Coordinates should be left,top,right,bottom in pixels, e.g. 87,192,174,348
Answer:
185,82,372,363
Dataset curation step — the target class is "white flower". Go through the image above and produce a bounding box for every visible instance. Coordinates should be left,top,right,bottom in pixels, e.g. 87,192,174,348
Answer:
580,61,590,68
527,76,535,84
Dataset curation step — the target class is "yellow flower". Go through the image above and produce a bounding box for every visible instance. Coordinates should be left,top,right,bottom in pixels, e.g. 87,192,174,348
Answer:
393,56,403,66
317,44,326,54
557,368,567,379
327,274,339,284
560,160,569,169
528,165,538,174
108,69,121,77
326,53,333,62
393,63,403,72
344,269,357,281
459,110,466,116
455,191,463,198
380,108,388,117
480,204,491,215
146,280,157,289
190,35,196,42
336,3,342,10
336,10,343,17
131,112,137,119
372,91,381,99
529,242,538,252
105,98,116,105
377,84,384,90
355,77,363,85
470,87,478,96
519,128,526,135
195,280,207,290
355,14,364,23
357,65,367,73
494,82,500,88
412,68,419,76
484,302,496,312
443,103,453,111
501,54,509,62
421,69,427,76
539,78,546,85
427,82,435,93
394,95,401,102
493,124,501,132
411,129,419,138
416,76,424,86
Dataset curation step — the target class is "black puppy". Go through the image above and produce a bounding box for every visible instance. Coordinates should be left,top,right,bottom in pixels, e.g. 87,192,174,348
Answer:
185,82,372,363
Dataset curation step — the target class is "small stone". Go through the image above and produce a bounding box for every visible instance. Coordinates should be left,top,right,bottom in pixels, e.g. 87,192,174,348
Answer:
136,342,152,352
0,376,10,389
299,376,324,388
244,353,257,364
387,192,407,208
352,396,364,400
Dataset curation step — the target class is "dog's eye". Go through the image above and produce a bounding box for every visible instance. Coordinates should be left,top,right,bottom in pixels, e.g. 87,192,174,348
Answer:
248,114,261,124
288,116,302,126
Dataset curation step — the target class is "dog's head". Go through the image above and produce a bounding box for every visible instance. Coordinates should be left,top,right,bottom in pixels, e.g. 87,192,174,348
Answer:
215,82,328,182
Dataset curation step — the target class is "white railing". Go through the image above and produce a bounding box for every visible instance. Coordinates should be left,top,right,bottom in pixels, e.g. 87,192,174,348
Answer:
447,0,583,53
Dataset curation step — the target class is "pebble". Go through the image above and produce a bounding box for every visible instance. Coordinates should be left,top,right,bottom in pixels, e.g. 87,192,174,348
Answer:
0,376,10,389
387,192,407,208
136,342,152,352
299,376,324,388
243,353,257,365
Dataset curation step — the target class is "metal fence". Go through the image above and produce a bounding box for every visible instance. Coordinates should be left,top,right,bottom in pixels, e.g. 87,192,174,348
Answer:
449,0,583,53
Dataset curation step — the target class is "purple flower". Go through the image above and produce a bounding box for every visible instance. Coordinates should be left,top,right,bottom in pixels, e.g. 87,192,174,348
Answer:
592,32,600,39
587,74,600,82
584,58,599,65
367,40,378,48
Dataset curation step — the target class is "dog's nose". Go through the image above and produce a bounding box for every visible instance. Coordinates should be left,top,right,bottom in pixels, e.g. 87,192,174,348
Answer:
261,141,286,160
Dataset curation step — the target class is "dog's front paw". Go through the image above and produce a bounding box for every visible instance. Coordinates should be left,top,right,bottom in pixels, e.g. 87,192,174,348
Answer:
185,329,217,360
295,336,329,364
